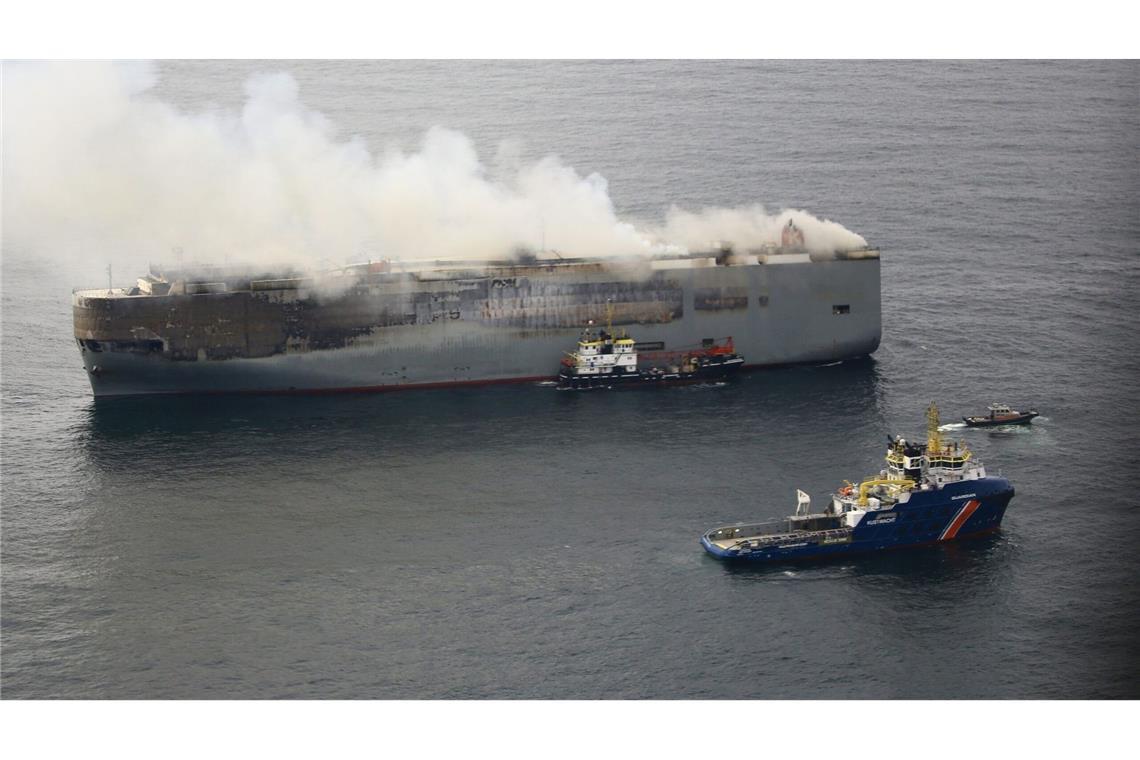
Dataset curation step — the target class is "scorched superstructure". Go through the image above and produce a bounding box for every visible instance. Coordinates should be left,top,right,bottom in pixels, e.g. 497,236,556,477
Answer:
73,246,881,397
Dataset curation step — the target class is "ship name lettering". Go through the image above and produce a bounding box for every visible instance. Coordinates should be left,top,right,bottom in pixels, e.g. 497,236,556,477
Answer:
951,493,977,500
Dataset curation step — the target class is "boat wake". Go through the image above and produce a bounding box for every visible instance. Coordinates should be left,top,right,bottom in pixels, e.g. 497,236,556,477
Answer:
947,418,1046,435
987,423,1044,435
679,381,729,391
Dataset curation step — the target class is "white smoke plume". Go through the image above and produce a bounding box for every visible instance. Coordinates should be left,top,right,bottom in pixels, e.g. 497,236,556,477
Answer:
2,61,867,274
659,205,867,256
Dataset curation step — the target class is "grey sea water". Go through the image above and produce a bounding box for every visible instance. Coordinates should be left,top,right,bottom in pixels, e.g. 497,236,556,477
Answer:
2,61,1139,698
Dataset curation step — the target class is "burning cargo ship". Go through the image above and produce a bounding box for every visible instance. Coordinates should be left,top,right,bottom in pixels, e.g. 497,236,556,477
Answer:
73,244,881,398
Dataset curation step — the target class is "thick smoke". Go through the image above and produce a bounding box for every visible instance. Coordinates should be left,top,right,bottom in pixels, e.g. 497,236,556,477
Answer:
3,62,867,273
660,205,867,256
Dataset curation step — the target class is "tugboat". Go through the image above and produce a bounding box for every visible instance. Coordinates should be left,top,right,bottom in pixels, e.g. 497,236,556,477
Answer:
963,403,1039,427
701,404,1014,563
557,323,744,390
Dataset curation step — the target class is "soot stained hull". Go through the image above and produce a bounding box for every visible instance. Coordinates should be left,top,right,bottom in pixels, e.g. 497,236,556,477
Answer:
74,253,881,398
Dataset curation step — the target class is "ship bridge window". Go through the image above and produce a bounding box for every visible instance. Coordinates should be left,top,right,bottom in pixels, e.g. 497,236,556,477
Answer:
833,304,851,315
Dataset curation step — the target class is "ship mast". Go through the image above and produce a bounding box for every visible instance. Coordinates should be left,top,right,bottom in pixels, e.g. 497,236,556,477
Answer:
926,401,942,452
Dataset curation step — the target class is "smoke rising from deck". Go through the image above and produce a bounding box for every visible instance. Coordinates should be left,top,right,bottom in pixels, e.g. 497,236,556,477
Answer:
3,62,867,274
659,205,867,256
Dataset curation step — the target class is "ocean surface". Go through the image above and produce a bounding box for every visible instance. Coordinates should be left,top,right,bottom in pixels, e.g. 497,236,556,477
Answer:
2,60,1138,698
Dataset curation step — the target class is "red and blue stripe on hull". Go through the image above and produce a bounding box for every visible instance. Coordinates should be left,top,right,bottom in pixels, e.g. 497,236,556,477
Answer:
701,478,1014,563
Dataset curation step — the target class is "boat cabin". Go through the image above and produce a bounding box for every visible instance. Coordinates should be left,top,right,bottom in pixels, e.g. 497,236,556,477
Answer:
828,403,986,512
564,329,638,376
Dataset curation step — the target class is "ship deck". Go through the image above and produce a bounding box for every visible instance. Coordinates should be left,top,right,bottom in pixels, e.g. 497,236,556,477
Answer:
707,526,853,550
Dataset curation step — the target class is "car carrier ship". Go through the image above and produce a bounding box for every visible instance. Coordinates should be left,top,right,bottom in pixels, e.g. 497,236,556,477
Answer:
72,240,881,398
701,404,1015,563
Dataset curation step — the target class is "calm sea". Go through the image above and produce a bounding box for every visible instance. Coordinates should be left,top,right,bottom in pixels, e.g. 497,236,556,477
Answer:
2,61,1138,698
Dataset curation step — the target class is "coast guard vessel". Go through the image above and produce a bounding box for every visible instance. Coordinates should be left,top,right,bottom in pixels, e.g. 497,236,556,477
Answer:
701,404,1014,563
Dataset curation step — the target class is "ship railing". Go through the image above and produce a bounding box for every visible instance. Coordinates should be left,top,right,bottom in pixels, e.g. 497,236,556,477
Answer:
725,526,854,548
736,527,854,547
637,337,735,362
707,520,797,543
885,452,907,466
926,451,972,468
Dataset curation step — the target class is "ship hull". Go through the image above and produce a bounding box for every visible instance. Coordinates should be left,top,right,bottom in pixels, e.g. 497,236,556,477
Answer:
74,254,881,398
701,478,1014,563
557,355,744,390
963,413,1038,427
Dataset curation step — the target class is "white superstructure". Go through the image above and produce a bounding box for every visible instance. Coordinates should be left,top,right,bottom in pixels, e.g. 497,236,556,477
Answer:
564,330,638,377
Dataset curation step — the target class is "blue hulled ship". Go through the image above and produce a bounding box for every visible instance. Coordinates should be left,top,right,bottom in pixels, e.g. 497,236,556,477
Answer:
701,404,1014,563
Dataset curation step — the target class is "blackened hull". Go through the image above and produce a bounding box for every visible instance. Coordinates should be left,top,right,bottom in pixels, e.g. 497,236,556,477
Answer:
701,478,1014,564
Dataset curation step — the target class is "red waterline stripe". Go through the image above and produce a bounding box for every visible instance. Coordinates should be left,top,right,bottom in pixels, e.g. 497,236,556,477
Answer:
940,499,982,541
